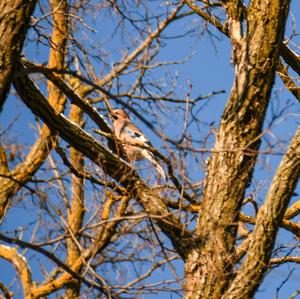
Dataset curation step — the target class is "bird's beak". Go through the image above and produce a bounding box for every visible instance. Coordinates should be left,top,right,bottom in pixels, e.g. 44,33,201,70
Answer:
106,111,118,120
105,112,112,119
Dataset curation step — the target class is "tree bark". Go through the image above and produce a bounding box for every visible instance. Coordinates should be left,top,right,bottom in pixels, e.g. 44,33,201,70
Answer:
0,0,68,222
184,0,290,298
0,0,37,111
223,126,300,298
65,87,85,299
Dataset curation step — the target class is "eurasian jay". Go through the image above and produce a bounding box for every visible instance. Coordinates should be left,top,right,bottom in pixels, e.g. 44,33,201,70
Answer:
110,109,167,180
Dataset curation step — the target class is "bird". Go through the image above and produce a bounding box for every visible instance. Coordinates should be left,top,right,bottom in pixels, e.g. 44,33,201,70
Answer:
109,109,167,180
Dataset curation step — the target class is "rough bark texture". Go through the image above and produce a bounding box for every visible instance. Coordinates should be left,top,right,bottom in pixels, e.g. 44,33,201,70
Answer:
65,93,85,299
0,0,37,111
223,126,300,298
0,0,68,222
184,0,290,298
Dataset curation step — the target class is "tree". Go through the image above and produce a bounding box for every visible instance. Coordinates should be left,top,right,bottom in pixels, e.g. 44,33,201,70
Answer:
0,0,37,111
0,0,299,298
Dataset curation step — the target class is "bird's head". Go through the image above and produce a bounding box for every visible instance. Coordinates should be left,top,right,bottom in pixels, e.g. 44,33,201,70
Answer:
110,109,130,121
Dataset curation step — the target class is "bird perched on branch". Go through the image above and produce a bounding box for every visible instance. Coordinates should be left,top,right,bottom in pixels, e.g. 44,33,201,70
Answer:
109,109,167,180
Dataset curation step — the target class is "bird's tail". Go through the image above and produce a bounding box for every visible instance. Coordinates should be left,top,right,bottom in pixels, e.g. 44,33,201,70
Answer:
142,150,167,181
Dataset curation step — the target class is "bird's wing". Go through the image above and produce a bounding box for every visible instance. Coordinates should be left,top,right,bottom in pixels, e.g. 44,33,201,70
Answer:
117,121,167,180
123,124,152,147
141,149,167,180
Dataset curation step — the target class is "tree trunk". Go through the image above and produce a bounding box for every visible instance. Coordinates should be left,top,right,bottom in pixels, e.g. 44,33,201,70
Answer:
184,0,290,297
0,0,37,111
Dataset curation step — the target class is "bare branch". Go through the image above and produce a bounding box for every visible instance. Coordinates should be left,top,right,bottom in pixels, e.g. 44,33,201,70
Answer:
225,125,300,298
0,244,32,298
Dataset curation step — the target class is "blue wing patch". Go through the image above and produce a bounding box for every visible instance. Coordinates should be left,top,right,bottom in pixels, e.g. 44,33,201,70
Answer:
125,128,152,146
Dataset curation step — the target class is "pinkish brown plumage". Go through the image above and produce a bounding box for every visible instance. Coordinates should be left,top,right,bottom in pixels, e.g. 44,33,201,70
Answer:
110,109,166,180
